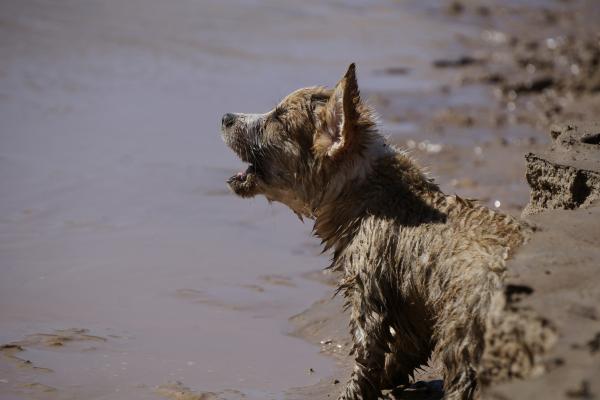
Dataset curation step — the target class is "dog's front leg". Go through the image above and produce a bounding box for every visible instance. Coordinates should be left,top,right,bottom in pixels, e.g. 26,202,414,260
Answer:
339,293,389,400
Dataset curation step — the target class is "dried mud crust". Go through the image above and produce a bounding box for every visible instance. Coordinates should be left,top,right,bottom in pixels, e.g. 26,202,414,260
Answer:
523,123,600,215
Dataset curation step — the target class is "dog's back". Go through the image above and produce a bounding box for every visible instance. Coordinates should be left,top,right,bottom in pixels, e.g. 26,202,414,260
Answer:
321,151,532,398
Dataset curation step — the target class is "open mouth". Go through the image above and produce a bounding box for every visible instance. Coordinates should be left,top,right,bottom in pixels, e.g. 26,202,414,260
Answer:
226,164,259,197
227,164,255,185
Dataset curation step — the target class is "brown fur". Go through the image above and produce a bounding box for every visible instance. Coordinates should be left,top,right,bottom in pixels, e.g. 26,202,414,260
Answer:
221,64,552,399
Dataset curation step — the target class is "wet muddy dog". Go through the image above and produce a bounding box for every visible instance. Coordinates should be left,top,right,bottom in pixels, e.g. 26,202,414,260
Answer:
221,64,553,400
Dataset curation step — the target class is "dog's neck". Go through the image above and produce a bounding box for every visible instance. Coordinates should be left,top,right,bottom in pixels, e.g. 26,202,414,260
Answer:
318,136,392,204
312,146,442,254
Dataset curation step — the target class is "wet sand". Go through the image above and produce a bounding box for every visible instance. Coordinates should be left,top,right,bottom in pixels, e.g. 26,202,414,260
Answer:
1,1,598,399
0,1,486,399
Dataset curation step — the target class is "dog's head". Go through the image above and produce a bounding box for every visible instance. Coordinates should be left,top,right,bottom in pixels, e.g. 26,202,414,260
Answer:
221,64,380,217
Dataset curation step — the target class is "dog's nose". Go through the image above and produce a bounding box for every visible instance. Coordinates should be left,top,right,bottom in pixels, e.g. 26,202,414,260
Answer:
222,113,236,128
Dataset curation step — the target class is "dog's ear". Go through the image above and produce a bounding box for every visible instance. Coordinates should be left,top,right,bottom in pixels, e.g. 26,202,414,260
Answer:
314,63,361,159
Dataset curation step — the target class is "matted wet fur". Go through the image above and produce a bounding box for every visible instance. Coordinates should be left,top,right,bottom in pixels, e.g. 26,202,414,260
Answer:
221,64,554,399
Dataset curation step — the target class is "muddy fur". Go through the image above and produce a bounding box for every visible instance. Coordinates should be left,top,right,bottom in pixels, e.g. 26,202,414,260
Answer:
221,64,554,399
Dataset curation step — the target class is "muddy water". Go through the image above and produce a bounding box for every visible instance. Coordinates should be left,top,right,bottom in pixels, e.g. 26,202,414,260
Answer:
0,1,514,399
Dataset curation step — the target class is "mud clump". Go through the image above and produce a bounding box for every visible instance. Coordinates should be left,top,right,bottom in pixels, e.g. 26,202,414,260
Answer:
481,294,557,385
440,2,600,130
508,35,600,96
523,123,600,215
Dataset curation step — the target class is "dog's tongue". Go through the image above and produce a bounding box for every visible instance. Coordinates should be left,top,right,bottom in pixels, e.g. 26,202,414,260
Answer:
227,164,254,183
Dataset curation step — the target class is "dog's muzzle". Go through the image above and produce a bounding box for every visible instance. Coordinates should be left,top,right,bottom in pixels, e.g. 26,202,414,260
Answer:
221,112,262,198
222,113,236,129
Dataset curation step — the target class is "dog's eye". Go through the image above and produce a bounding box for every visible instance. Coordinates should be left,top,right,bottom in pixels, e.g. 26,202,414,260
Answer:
272,106,285,121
